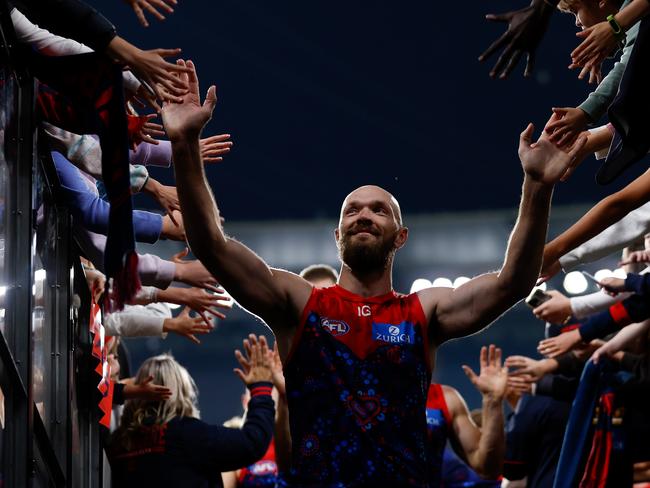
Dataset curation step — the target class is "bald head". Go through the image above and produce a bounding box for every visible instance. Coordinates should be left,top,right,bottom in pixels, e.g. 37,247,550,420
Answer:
340,185,403,227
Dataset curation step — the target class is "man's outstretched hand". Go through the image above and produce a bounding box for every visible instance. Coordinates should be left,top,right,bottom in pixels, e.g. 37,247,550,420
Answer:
162,59,217,140
480,0,556,79
518,122,587,185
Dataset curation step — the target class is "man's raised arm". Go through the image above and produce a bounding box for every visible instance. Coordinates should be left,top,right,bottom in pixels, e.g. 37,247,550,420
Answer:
161,60,311,327
421,123,587,344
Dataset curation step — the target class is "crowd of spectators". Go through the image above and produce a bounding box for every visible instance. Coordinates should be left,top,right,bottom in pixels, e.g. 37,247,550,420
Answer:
8,0,650,485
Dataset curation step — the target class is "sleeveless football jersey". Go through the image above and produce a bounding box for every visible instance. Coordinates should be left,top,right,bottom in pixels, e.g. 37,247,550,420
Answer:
283,285,432,487
238,439,278,487
426,383,452,486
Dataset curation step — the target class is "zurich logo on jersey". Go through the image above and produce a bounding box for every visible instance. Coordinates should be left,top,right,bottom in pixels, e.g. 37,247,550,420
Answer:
372,321,415,344
320,317,350,336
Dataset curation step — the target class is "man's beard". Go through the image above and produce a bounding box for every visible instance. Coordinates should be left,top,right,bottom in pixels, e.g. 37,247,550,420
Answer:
338,230,397,275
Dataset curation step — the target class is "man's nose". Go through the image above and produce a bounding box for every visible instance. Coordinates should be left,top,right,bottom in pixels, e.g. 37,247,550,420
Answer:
357,207,374,220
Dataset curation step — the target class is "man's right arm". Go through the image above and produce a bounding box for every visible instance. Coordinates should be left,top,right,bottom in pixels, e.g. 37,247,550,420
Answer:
164,62,312,328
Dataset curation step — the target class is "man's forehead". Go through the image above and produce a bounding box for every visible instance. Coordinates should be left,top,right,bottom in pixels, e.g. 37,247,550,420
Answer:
340,185,402,220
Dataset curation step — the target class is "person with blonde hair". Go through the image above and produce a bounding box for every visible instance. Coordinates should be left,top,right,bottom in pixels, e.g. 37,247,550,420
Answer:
108,342,275,488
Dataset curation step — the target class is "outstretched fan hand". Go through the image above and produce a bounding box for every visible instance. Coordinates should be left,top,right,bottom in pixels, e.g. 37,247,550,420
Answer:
480,0,555,78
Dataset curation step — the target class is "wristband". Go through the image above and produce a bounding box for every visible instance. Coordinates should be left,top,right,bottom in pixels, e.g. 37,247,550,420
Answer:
606,14,626,42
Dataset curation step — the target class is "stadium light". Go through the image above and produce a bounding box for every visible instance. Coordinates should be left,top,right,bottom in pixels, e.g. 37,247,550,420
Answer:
410,279,432,293
453,276,471,288
563,271,588,295
432,277,453,288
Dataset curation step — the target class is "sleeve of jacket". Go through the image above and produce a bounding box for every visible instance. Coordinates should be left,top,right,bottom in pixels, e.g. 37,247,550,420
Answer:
52,151,162,243
624,272,650,296
579,294,650,342
129,140,172,167
535,374,580,402
570,289,632,320
559,201,650,272
75,229,175,288
180,382,275,473
554,353,587,378
10,0,116,52
578,20,640,121
103,303,170,337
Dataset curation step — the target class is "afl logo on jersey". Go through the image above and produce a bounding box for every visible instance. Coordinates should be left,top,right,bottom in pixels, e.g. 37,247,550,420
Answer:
320,317,350,336
249,460,277,476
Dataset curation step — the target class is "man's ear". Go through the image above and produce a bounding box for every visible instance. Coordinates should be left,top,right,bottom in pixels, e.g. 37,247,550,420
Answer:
334,227,340,241
394,227,409,250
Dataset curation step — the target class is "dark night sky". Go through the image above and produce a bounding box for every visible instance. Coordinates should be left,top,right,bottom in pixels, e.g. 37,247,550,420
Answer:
89,0,647,221
77,0,650,420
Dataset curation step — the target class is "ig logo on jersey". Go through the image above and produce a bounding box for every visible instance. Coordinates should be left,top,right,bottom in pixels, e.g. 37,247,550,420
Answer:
320,317,350,336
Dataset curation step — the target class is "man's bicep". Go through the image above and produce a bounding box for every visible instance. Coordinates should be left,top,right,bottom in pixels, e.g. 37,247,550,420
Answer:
198,238,312,325
426,272,513,343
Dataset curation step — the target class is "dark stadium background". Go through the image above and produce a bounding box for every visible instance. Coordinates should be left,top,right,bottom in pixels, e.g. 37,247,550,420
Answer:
88,0,647,423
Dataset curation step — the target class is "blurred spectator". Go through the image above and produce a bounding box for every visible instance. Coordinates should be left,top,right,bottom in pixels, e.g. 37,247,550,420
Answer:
109,346,275,487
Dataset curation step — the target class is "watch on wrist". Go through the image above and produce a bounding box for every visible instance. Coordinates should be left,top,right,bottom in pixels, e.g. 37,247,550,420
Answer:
606,14,627,44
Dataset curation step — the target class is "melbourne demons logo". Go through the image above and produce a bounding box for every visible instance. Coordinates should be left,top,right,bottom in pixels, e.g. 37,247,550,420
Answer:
320,317,350,336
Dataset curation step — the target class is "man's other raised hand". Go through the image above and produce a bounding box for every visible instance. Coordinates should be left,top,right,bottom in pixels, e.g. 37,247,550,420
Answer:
161,59,217,141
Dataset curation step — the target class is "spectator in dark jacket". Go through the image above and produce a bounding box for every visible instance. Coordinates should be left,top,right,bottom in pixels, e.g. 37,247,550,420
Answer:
504,394,572,487
108,340,275,488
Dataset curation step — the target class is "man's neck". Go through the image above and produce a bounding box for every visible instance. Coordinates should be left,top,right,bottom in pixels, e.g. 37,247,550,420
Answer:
337,264,393,297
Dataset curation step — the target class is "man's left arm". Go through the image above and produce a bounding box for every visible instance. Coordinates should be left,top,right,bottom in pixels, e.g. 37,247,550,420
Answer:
421,124,586,343
447,345,507,479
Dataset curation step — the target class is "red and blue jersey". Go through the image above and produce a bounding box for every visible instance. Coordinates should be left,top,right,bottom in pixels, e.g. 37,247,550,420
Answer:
426,383,452,486
283,285,432,487
237,439,279,487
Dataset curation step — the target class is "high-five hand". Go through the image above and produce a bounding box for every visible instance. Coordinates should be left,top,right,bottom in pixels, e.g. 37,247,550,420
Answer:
518,122,587,185
462,345,508,400
162,59,217,140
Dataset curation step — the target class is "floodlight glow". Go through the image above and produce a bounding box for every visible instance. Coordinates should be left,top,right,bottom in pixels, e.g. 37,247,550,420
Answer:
34,269,46,282
166,303,182,310
453,277,471,288
0,286,5,297
410,279,432,293
432,277,453,288
613,268,627,279
563,271,588,295
595,269,613,282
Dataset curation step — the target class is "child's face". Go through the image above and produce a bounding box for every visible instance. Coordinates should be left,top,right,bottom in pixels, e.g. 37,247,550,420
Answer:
570,0,615,29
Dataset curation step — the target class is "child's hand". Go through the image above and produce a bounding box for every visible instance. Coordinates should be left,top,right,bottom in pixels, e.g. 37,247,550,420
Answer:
538,329,582,358
619,250,650,266
573,61,603,85
545,107,589,147
570,21,618,73
123,375,172,401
